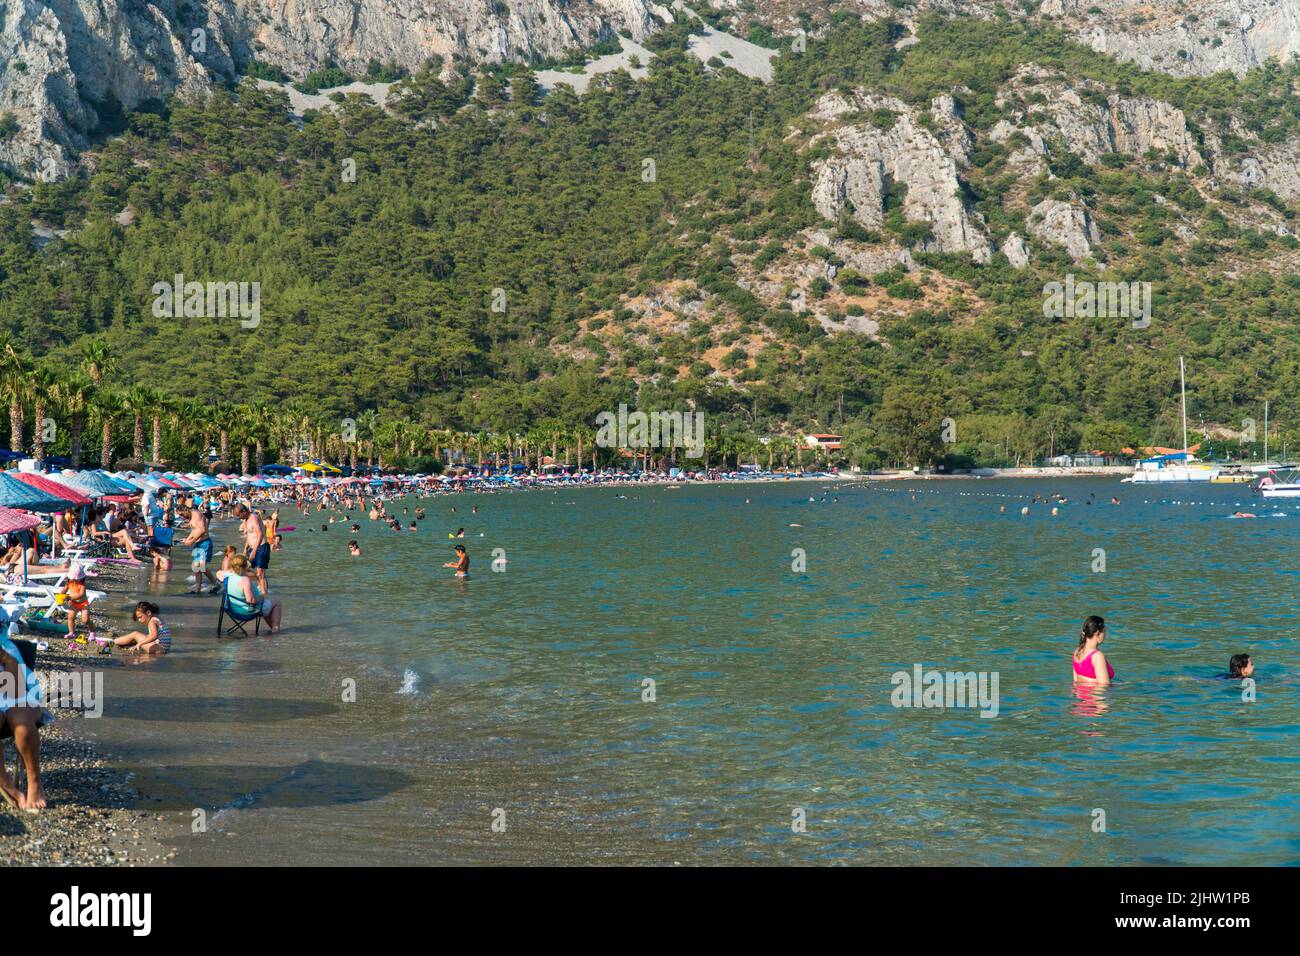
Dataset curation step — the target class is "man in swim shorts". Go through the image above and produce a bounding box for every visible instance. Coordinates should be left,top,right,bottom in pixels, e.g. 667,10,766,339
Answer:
183,505,218,594
237,504,270,592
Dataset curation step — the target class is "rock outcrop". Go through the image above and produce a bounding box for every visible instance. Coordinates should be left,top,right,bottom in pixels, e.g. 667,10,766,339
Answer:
1068,0,1300,80
809,90,992,262
1027,198,1100,261
991,65,1205,171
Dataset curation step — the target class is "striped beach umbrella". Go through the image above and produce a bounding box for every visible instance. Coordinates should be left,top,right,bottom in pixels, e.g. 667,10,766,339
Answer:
11,472,93,507
0,472,72,512
58,470,132,499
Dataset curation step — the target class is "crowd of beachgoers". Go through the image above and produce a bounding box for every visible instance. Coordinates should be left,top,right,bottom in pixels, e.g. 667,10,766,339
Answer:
5,462,803,818
0,466,421,816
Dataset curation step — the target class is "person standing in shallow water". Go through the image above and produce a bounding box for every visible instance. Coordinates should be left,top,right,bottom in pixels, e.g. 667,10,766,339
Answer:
443,544,469,578
1072,615,1114,686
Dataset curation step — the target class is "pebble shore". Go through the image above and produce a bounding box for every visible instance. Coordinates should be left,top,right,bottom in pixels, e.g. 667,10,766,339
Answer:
2,567,177,866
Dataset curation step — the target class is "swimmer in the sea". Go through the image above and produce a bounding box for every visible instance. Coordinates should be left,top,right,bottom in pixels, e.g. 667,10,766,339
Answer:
1072,615,1114,686
1228,653,1254,679
443,544,470,578
348,540,361,556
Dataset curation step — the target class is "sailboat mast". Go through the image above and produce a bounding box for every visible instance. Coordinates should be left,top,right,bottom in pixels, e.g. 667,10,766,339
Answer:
1180,356,1188,456
1264,399,1269,464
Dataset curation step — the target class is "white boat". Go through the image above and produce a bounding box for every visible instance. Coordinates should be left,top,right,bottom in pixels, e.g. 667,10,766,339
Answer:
1258,473,1300,498
1122,356,1220,483
1125,453,1219,483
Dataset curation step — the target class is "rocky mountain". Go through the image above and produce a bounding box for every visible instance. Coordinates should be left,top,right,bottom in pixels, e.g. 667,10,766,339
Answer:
9,1,1300,182
5,1,1300,322
1,0,666,177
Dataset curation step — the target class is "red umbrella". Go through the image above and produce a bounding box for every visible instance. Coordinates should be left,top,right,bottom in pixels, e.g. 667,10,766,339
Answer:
11,471,94,507
0,506,41,535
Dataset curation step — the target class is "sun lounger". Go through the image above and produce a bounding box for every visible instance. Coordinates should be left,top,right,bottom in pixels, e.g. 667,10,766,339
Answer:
0,582,107,614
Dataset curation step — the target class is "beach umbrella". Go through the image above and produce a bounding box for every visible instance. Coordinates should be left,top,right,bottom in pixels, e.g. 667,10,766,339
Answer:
0,507,41,535
11,472,93,507
0,472,73,512
0,505,44,584
57,470,131,500
97,471,143,494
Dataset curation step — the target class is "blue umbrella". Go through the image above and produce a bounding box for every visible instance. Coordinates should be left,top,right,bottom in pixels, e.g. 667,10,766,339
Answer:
0,472,72,512
58,470,130,499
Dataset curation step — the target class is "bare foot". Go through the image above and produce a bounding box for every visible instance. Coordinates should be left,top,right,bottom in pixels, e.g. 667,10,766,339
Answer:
25,783,47,812
0,776,24,810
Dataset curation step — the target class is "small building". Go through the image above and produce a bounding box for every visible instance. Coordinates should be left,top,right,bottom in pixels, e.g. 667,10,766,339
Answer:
1045,452,1111,467
806,433,843,451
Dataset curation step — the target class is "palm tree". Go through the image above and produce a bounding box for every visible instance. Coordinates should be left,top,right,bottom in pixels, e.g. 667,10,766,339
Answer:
30,362,59,463
249,404,273,472
229,403,253,474
148,388,170,464
55,372,94,469
357,410,379,468
0,335,30,454
212,401,236,468
123,385,152,462
94,389,125,468
80,340,115,387
169,399,200,461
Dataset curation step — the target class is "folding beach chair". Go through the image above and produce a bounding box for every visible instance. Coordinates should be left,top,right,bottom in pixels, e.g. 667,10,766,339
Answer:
217,591,261,637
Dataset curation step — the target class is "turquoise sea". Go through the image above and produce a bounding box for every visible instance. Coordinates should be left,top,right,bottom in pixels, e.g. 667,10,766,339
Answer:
72,478,1300,865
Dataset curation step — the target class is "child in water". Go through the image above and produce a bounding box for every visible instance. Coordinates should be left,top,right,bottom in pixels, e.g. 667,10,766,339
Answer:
348,540,362,557
1228,654,1254,679
1072,615,1114,686
113,601,172,654
443,544,470,578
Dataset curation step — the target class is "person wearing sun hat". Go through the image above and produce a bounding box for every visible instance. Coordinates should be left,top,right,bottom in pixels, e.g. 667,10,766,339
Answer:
61,563,91,637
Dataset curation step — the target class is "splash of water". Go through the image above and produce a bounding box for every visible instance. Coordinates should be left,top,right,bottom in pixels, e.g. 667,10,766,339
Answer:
397,668,419,695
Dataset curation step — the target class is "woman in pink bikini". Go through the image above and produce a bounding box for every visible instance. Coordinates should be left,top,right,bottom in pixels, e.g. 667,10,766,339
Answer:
1072,615,1114,686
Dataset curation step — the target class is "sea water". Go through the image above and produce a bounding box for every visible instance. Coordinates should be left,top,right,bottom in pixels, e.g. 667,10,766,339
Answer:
71,479,1300,865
